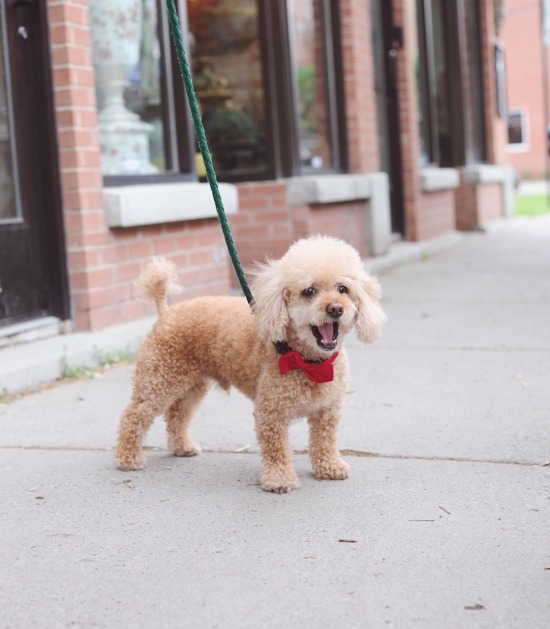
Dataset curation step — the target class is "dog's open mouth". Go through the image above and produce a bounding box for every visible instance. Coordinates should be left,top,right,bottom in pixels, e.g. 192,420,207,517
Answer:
311,322,339,351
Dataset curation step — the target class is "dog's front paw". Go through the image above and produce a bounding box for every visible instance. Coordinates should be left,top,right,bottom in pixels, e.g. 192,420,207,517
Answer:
313,458,350,481
117,453,148,471
261,470,301,494
172,439,202,457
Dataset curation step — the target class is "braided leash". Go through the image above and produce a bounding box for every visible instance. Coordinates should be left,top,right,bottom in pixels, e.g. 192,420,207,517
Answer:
165,0,254,305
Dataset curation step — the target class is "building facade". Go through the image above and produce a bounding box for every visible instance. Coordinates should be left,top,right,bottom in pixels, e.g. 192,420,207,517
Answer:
0,0,513,337
501,0,550,179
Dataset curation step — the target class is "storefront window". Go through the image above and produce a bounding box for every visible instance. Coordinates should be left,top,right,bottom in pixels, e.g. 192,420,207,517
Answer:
289,0,332,169
187,0,268,178
415,0,485,168
90,0,168,176
89,0,345,183
0,8,17,220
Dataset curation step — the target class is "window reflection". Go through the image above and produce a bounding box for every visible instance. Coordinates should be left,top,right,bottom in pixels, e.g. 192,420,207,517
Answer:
90,0,165,175
0,8,17,220
188,0,268,177
288,0,332,169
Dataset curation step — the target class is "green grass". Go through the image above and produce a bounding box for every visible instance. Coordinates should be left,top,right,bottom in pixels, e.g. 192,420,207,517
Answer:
515,194,550,217
60,346,135,381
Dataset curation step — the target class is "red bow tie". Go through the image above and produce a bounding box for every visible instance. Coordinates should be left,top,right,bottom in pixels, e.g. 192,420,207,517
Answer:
278,350,339,383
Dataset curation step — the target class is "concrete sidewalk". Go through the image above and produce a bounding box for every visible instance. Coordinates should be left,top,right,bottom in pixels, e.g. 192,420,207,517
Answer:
1,216,549,628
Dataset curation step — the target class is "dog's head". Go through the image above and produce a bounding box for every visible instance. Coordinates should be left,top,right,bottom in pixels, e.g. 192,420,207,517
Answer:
251,236,387,358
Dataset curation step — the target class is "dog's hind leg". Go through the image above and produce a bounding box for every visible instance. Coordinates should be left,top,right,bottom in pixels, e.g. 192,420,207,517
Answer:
165,379,210,457
116,398,161,471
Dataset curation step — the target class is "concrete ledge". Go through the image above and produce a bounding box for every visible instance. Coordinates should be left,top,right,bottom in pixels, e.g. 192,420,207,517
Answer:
366,231,464,275
104,182,238,228
286,174,372,205
463,164,511,185
461,164,516,218
0,317,62,350
421,168,460,192
0,316,155,394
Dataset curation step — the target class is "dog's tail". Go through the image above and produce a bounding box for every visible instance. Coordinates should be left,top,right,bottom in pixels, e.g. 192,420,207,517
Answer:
133,257,182,315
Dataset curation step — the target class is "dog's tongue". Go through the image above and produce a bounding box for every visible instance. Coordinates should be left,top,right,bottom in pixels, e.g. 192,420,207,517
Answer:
318,323,334,345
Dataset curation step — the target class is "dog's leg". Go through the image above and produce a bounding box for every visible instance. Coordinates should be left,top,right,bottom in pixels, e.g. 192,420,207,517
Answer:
116,399,160,471
254,410,300,493
165,379,210,457
308,409,350,480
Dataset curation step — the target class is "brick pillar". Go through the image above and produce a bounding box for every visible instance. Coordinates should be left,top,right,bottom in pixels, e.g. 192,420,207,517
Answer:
47,0,106,330
479,0,507,165
393,0,423,240
339,0,380,174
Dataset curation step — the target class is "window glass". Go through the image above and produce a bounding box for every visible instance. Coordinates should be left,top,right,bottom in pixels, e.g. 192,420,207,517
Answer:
430,0,451,166
411,0,429,166
464,0,486,162
187,0,268,178
0,8,17,220
90,0,166,175
507,110,528,149
288,0,332,170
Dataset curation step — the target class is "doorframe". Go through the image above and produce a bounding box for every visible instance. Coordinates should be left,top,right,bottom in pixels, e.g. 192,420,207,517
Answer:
372,0,406,237
1,0,70,326
37,1,70,322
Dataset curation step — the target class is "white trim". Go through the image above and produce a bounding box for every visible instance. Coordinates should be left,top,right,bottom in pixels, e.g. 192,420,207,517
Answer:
462,164,511,185
103,182,238,228
286,173,391,256
286,174,372,204
420,168,460,192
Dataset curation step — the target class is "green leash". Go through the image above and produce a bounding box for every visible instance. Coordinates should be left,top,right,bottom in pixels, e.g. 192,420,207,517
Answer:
165,0,254,305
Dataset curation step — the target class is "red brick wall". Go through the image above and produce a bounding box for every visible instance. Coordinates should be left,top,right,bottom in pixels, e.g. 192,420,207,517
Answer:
339,0,380,173
477,184,503,225
456,180,504,230
415,191,456,241
479,0,508,167
47,0,230,331
393,0,420,241
501,0,548,177
230,182,370,285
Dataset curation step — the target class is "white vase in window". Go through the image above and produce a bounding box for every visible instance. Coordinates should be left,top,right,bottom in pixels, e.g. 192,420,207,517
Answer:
90,0,157,174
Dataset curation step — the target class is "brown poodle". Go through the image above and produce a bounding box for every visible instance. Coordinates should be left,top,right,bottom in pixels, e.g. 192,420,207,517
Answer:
116,236,386,493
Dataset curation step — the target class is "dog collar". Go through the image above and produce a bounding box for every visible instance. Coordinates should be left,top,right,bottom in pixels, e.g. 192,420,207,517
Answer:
274,341,338,383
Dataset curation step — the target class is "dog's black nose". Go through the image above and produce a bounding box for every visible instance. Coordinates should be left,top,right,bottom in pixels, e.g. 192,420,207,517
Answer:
326,303,344,319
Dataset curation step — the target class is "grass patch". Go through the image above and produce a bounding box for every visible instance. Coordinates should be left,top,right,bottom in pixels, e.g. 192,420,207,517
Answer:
60,346,135,382
60,358,99,380
515,194,550,217
93,346,135,367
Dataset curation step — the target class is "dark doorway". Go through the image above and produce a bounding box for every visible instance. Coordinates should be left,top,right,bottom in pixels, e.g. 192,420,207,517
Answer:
371,0,406,236
0,0,68,327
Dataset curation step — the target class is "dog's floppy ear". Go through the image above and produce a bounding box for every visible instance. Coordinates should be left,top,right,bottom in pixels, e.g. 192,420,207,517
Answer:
250,260,289,342
353,274,387,344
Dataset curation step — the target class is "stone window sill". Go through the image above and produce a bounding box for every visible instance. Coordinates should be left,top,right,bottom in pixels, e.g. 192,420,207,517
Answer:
286,174,375,205
421,168,459,192
104,182,238,228
462,164,512,185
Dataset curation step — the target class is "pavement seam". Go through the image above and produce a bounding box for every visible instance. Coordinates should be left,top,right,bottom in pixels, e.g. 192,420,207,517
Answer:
1,444,547,468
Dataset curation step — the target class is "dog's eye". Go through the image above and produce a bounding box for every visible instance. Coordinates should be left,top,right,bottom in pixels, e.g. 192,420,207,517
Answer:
338,285,349,294
303,286,317,297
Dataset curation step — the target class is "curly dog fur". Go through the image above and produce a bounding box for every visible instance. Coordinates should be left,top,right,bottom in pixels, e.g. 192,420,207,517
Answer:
116,236,386,493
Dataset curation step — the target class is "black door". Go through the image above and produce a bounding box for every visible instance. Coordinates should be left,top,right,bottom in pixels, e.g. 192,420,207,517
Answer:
0,0,68,327
371,0,406,236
